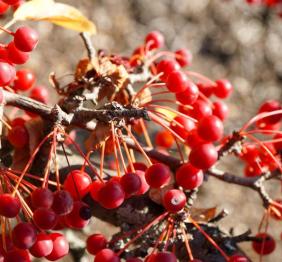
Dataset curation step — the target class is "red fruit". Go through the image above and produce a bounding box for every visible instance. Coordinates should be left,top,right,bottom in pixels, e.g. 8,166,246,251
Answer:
4,249,30,262
155,130,174,148
12,222,37,249
86,233,108,255
135,170,150,195
120,173,142,195
145,163,171,188
149,252,177,262
94,248,120,262
188,100,212,120
186,130,205,148
212,101,229,121
228,255,249,262
127,162,147,172
252,233,275,255
10,117,25,127
156,59,180,82
13,69,35,91
176,163,204,190
33,208,58,230
197,115,224,142
189,143,218,170
126,258,142,262
98,181,125,209
145,31,164,50
30,86,48,104
13,26,39,52
63,170,92,200
175,48,192,67
163,189,186,213
29,233,53,258
2,0,20,4
197,83,214,98
176,80,199,105
170,116,195,139
7,125,29,148
52,190,74,215
0,1,9,15
0,194,21,218
31,188,54,209
240,144,259,163
258,100,282,125
7,41,29,65
214,79,233,99
45,233,69,261
0,62,15,86
244,162,263,177
65,201,90,229
90,180,104,201
166,70,188,93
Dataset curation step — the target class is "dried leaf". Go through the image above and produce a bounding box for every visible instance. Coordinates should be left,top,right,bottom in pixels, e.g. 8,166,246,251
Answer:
14,0,96,34
191,207,217,222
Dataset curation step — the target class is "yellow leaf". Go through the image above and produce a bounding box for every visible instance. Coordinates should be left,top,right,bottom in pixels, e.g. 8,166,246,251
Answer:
155,107,177,121
14,0,96,35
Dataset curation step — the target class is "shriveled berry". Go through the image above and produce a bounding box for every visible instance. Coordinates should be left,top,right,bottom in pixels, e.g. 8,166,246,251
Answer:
145,163,171,188
86,233,108,255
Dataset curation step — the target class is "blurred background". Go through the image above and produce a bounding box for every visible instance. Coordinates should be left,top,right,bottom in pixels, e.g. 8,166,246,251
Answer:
15,0,282,261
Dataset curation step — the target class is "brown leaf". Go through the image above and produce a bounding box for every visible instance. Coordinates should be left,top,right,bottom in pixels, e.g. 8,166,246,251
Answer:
191,207,217,222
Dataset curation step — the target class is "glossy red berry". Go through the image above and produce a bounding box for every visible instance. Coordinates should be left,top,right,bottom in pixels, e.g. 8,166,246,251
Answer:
86,233,108,255
176,163,204,190
12,222,37,249
95,248,120,262
188,100,212,120
155,130,174,148
13,69,35,91
145,31,164,50
63,170,92,200
98,181,125,209
0,1,9,15
145,163,171,188
258,100,282,125
244,162,263,177
0,62,15,86
52,190,74,215
4,249,30,262
189,143,218,170
149,252,177,262
65,201,90,229
197,83,214,97
170,116,195,139
45,233,69,261
30,86,48,104
252,233,275,255
186,130,205,148
197,115,224,142
157,59,180,82
212,101,229,121
228,255,249,262
33,208,58,230
166,70,188,93
31,188,54,209
29,233,53,258
7,125,29,149
120,173,142,196
7,41,29,65
214,79,233,99
0,194,21,218
176,80,199,105
13,26,39,52
163,189,186,213
175,48,192,67
89,180,104,201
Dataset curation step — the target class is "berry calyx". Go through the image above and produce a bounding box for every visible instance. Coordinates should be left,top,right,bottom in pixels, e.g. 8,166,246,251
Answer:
163,189,186,213
145,163,171,188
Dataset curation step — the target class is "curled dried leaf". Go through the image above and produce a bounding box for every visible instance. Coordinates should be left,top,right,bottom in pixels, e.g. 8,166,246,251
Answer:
191,207,217,222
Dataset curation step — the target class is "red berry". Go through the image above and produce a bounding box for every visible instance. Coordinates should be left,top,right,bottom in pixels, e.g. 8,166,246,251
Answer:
90,180,104,201
252,233,275,255
95,248,120,262
149,252,177,262
0,194,21,218
0,1,9,15
176,80,199,105
4,249,30,262
14,26,38,52
45,233,69,261
98,181,125,209
197,83,214,97
30,86,48,104
65,201,90,229
188,100,212,120
7,41,29,65
166,70,188,93
13,69,35,91
163,189,186,213
228,255,249,262
12,222,37,249
214,79,233,99
127,258,142,262
244,162,263,177
10,117,25,127
29,233,53,258
63,170,92,200
170,116,195,139
155,130,174,148
145,163,171,188
212,101,229,121
145,31,164,50
86,233,108,255
176,163,204,190
240,144,259,163
189,143,218,170
127,162,147,172
31,188,54,209
7,125,29,149
186,130,205,148
135,170,150,195
52,190,74,215
156,59,180,82
197,115,224,142
2,0,20,4
120,173,142,196
0,62,15,86
33,208,58,230
175,48,192,67
258,100,282,125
